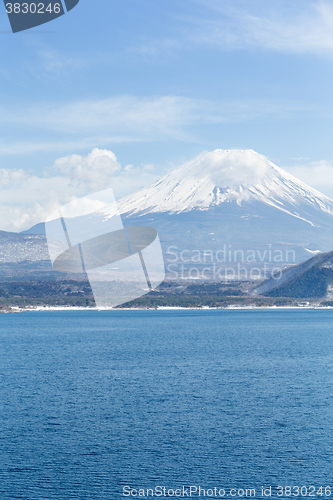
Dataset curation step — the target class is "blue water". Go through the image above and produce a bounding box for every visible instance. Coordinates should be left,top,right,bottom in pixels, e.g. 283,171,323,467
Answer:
0,309,333,499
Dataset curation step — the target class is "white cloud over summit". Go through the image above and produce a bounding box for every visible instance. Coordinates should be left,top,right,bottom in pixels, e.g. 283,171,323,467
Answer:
182,149,271,188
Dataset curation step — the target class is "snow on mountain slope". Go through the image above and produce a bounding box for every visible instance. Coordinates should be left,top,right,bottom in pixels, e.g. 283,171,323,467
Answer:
21,149,333,271
110,149,333,227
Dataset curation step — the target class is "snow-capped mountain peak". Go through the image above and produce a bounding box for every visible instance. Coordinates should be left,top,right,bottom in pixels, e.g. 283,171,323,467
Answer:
110,149,333,224
20,149,333,267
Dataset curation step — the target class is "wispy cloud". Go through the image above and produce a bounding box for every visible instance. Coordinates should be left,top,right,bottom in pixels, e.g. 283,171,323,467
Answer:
35,48,87,78
0,137,138,156
134,0,333,57
2,96,194,134
0,95,317,155
193,0,333,54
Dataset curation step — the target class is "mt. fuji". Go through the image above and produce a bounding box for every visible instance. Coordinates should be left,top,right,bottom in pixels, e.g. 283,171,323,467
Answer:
22,149,333,279
103,149,333,269
116,149,333,224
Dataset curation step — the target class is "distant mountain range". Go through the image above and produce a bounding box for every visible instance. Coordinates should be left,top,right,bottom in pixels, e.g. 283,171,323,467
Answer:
9,149,333,281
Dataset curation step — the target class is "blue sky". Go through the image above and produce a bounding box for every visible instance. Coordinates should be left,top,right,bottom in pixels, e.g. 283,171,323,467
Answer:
1,0,333,230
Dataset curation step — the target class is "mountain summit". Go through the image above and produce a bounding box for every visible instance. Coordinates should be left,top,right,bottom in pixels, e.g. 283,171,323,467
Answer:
21,149,333,279
107,149,333,272
116,149,333,226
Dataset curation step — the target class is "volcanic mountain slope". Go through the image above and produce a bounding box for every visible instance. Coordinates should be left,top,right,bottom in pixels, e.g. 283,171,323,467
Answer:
116,149,333,218
105,149,333,263
23,149,333,267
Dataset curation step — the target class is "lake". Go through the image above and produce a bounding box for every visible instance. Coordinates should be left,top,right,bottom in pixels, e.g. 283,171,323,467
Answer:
0,309,333,499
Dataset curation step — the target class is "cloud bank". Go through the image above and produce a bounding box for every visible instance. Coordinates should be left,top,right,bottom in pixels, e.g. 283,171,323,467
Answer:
0,149,158,232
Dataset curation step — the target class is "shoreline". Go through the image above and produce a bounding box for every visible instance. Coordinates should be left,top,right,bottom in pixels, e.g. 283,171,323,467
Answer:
6,304,333,313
